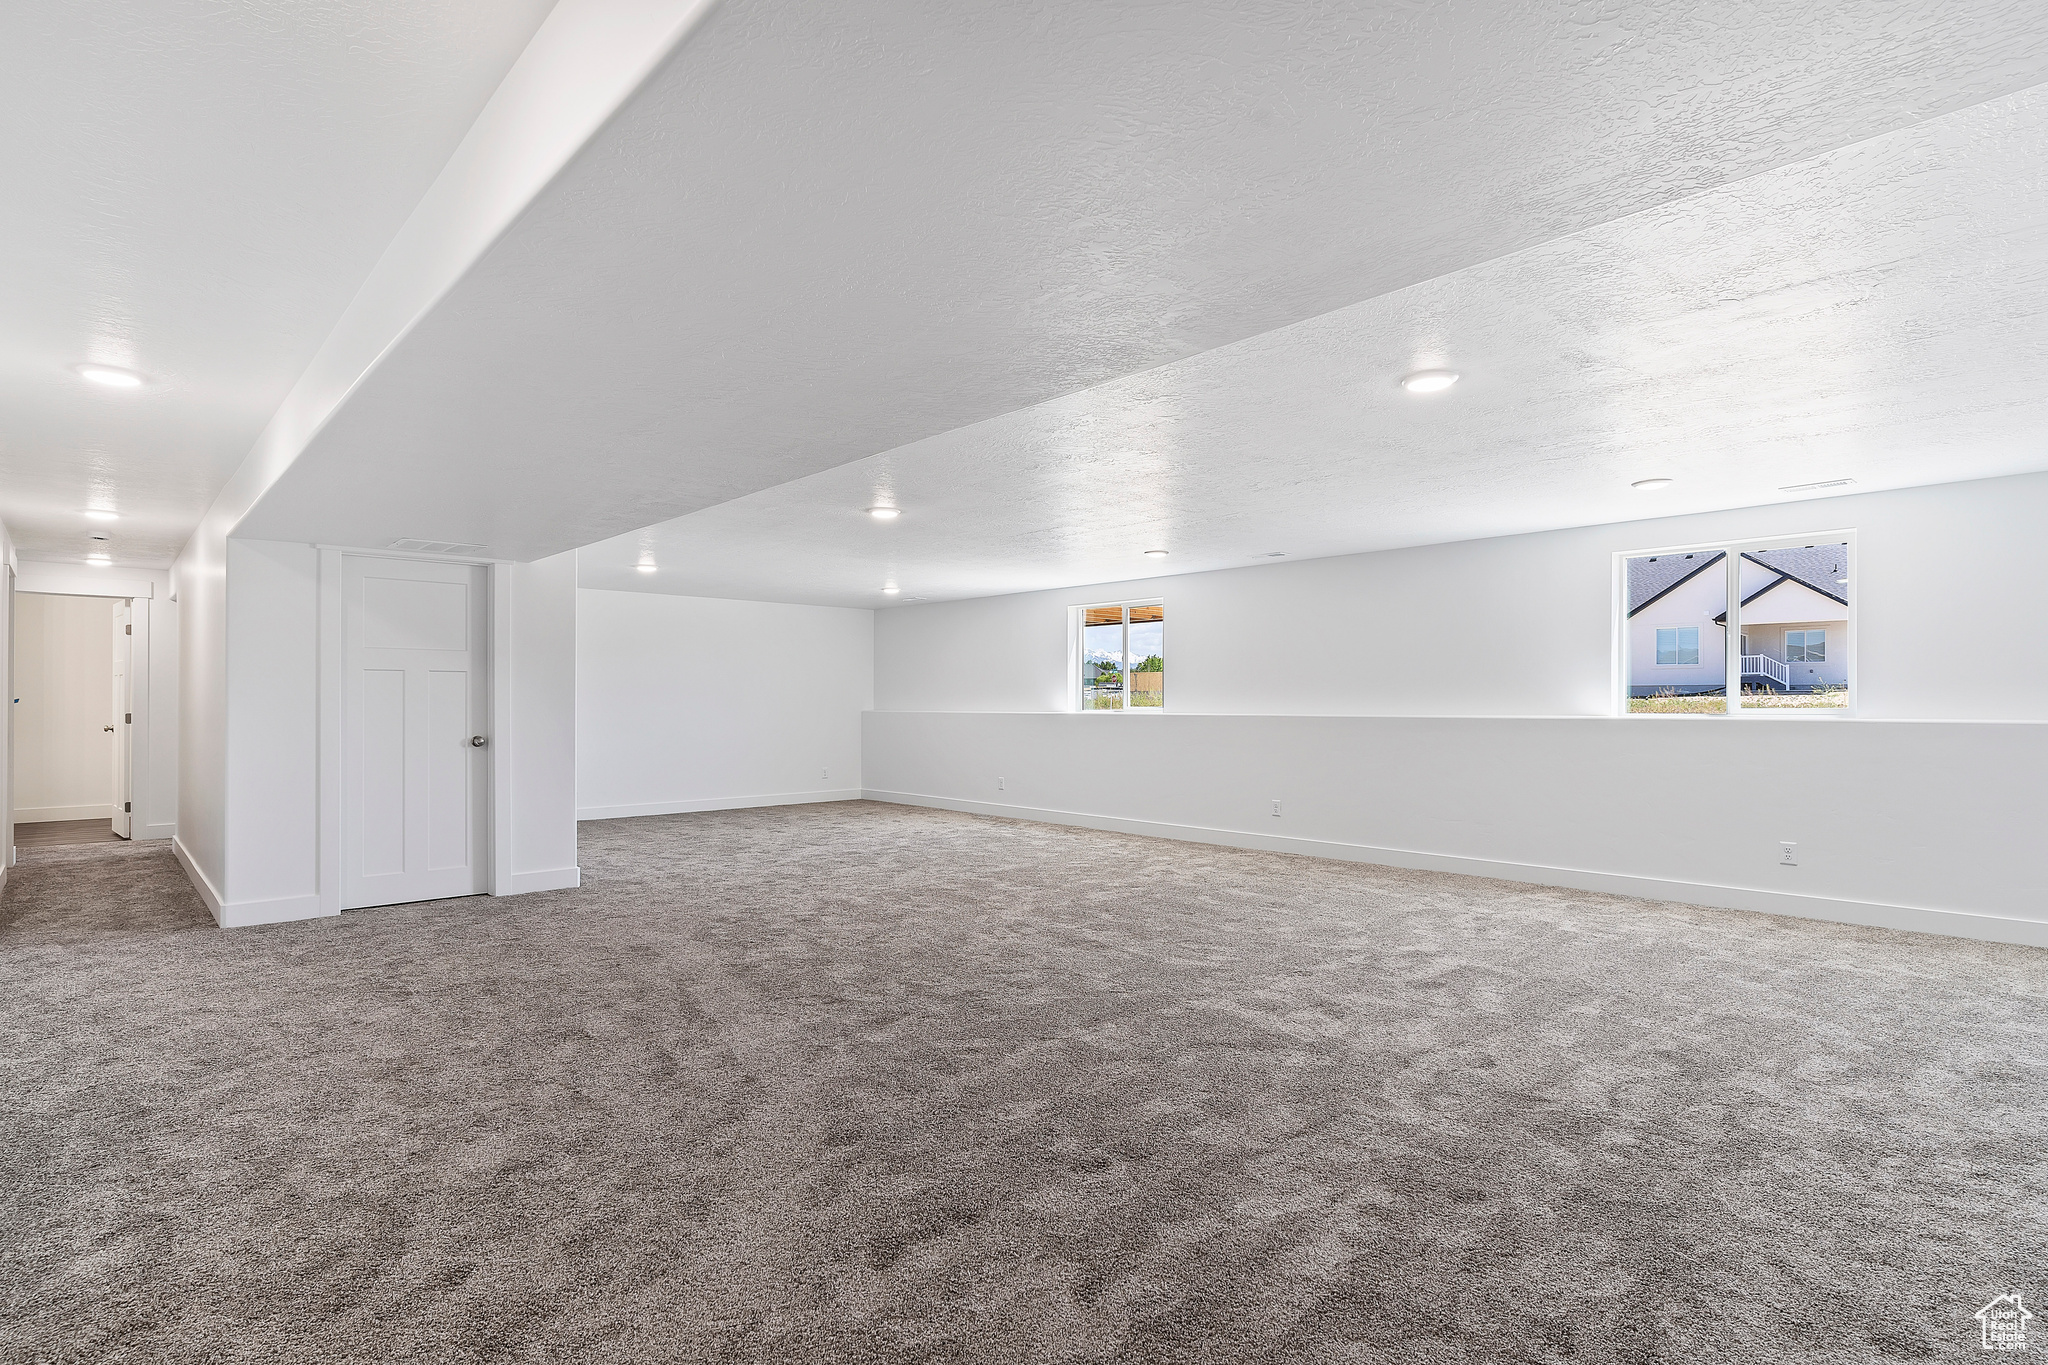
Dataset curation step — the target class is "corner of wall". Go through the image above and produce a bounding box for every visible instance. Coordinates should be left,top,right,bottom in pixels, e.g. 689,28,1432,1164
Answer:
506,551,580,889
172,834,225,927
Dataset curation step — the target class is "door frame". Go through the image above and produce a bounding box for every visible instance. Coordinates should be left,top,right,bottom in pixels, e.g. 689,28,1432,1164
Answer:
5,571,157,845
111,600,133,838
317,549,513,916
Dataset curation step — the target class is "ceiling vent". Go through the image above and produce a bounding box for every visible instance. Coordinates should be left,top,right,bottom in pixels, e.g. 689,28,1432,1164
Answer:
388,538,487,555
1778,478,1856,493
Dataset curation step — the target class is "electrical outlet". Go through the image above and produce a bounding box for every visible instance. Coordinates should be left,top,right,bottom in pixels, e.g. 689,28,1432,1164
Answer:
822,767,829,781
1779,841,1798,867
998,777,1006,791
1271,799,1282,817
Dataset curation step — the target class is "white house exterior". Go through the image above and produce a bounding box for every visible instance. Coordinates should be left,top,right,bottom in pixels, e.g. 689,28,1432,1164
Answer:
1627,545,1849,696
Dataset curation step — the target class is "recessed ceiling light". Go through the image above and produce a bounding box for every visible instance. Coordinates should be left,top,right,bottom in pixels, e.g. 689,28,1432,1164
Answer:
74,363,146,388
83,509,120,521
86,555,112,566
1400,369,1459,394
866,506,901,520
635,563,657,574
882,586,901,594
1143,549,1169,558
1632,477,1674,491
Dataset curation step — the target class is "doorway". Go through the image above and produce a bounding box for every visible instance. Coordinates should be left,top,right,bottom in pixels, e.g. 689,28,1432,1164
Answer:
11,592,132,848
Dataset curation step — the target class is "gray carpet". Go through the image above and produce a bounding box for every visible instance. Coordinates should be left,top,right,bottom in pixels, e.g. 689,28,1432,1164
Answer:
3,802,2043,1363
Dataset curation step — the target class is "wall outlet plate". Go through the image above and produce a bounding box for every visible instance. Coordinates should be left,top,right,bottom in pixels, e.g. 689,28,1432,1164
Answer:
1779,841,1798,866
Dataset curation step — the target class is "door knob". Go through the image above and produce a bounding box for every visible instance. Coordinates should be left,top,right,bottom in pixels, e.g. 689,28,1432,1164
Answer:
470,735,487,747
104,725,115,733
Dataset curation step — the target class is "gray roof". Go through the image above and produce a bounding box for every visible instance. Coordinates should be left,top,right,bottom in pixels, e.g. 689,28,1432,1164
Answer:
1743,545,1850,606
1626,550,1724,615
1627,543,1849,617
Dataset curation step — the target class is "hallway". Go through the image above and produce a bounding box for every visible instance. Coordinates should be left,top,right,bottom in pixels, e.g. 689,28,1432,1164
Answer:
12,818,125,850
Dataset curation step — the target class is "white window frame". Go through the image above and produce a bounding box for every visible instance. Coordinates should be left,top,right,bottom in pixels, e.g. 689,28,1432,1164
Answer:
1613,529,1856,718
1072,598,1165,713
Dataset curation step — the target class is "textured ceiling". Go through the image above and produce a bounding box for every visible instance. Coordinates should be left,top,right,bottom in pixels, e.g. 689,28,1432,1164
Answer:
576,86,2048,606
239,0,2048,562
0,0,557,566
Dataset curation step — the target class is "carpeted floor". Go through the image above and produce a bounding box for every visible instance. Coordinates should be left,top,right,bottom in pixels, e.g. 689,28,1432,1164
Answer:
3,802,2043,1363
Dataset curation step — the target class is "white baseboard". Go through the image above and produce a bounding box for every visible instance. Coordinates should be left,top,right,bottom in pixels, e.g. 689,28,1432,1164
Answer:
16,804,113,823
173,836,225,926
172,836,331,928
578,789,863,821
136,822,176,843
862,789,2048,950
496,866,581,895
220,893,331,929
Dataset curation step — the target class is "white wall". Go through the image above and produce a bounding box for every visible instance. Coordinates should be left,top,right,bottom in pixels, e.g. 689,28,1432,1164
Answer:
171,536,580,925
865,712,2048,944
876,473,2048,722
505,552,581,890
11,593,116,821
224,539,322,922
174,526,227,902
139,577,180,843
576,589,872,818
868,474,2048,945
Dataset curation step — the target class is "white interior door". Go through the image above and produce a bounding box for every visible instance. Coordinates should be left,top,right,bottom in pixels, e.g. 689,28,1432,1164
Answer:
341,556,488,910
110,601,131,838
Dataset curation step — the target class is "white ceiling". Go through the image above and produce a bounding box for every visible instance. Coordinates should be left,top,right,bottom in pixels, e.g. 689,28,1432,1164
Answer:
11,0,2048,596
0,0,557,566
574,85,2048,605
238,0,2048,568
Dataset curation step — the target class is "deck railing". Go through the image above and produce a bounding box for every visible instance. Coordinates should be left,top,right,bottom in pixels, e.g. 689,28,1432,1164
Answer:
1740,654,1791,689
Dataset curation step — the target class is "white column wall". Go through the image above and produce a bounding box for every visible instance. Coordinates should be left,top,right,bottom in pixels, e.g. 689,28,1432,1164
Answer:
222,539,322,923
173,532,228,905
575,588,872,819
504,552,580,891
140,582,180,843
171,535,578,926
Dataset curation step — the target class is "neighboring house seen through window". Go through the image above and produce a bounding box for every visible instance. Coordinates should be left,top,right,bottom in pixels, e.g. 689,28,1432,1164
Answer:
1080,602,1164,710
1621,537,1851,714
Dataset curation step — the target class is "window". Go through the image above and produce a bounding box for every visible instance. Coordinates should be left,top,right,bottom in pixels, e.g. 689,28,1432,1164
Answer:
1786,629,1825,662
1619,535,1852,715
1624,550,1728,712
1655,627,1700,666
1079,601,1164,710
